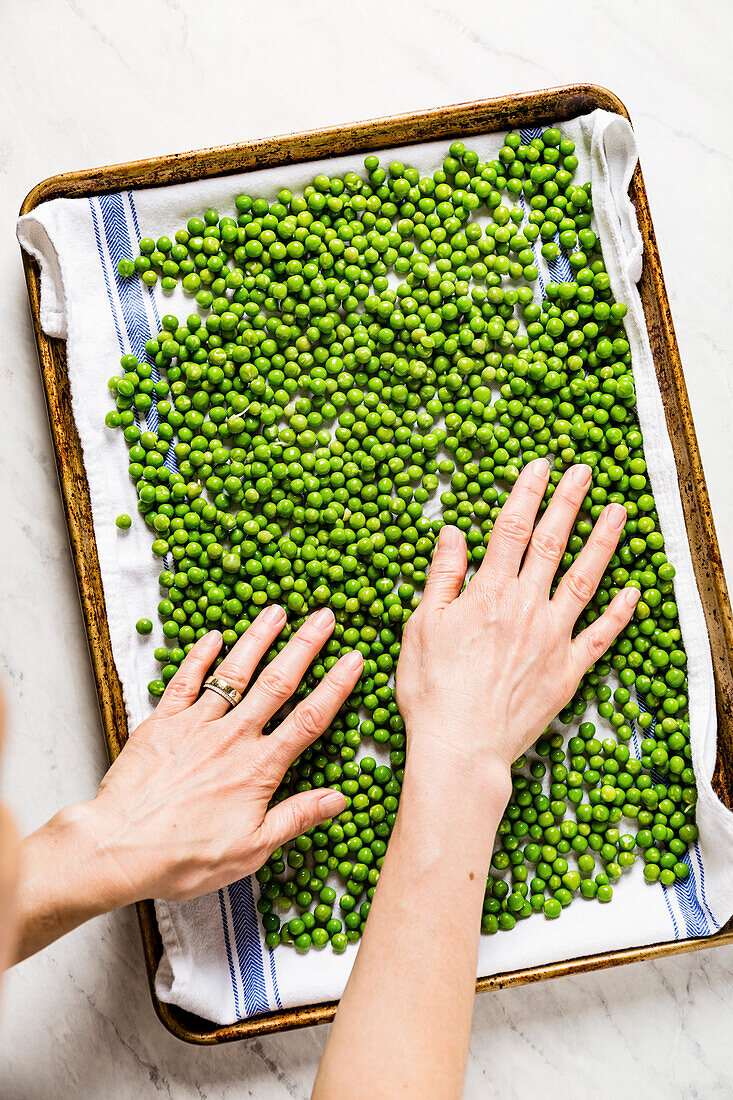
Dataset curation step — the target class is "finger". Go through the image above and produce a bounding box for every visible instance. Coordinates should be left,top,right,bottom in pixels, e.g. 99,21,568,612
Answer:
572,586,640,674
229,607,336,730
155,630,223,719
521,464,592,591
420,525,467,612
197,605,286,722
265,649,364,774
261,788,347,854
479,458,550,581
553,502,628,623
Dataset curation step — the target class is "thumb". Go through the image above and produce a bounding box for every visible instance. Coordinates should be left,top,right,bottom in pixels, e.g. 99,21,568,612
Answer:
421,525,467,611
261,789,346,851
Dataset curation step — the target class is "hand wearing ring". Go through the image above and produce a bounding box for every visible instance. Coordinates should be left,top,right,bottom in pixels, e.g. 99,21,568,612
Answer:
82,604,364,905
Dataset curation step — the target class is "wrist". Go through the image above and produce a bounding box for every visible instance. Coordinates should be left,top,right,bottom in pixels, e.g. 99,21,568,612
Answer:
31,801,137,914
382,738,510,898
61,799,144,910
398,727,512,857
404,723,513,805
12,801,137,964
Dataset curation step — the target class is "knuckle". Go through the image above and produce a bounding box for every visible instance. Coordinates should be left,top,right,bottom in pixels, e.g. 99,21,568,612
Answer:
564,570,596,604
250,839,271,870
247,620,274,647
291,627,320,652
518,482,544,509
592,530,619,556
331,661,358,690
531,528,564,562
495,513,533,544
245,616,266,638
603,599,631,635
164,674,192,701
215,656,246,685
292,699,327,739
585,630,609,662
278,799,307,840
258,664,292,702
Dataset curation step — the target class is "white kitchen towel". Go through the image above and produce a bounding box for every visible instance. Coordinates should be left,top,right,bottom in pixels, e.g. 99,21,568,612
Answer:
18,109,733,1026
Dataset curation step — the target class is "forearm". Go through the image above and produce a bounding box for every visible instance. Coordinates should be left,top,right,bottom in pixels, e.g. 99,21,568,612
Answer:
314,743,511,1100
11,803,131,964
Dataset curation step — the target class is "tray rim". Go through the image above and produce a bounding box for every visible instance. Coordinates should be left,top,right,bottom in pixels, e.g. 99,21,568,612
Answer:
18,82,733,1045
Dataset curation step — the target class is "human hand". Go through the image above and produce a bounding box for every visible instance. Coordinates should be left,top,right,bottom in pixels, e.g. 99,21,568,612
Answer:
396,458,639,781
72,606,361,906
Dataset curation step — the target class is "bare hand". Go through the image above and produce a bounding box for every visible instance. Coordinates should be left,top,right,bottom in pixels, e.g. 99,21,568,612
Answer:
396,458,639,777
79,606,361,904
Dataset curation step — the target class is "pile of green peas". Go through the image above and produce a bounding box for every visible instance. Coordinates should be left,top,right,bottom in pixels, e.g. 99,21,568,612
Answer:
109,125,698,950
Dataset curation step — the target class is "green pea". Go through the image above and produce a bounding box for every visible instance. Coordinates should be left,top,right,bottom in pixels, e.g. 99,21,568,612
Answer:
111,129,697,950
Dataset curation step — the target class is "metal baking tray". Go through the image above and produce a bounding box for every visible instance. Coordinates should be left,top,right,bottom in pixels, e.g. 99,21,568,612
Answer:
20,84,733,1043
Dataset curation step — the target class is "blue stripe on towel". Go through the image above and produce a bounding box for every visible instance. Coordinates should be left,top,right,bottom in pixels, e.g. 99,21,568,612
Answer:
667,851,710,937
90,197,140,431
95,192,173,565
127,195,164,356
89,199,126,354
692,842,718,931
633,691,712,937
516,194,545,299
128,190,162,336
256,880,283,1010
93,189,270,1018
98,193,153,365
218,889,241,1019
519,126,543,145
546,247,573,284
126,193,178,473
98,193,159,434
268,945,282,1010
228,877,269,1017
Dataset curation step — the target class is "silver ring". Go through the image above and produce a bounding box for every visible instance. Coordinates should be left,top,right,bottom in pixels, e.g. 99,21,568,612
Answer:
202,675,243,709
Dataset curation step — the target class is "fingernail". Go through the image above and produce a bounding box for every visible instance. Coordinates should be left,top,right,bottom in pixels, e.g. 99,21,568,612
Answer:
530,457,550,479
440,525,461,550
311,607,335,629
262,604,284,623
319,791,347,816
342,649,364,671
571,463,592,486
207,629,223,645
606,503,628,529
622,586,641,606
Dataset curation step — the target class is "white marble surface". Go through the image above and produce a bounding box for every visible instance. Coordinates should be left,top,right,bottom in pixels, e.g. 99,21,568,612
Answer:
1,1,732,1096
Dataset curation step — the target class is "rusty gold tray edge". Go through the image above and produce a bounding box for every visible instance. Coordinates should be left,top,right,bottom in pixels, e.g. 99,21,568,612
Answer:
19,83,733,1045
